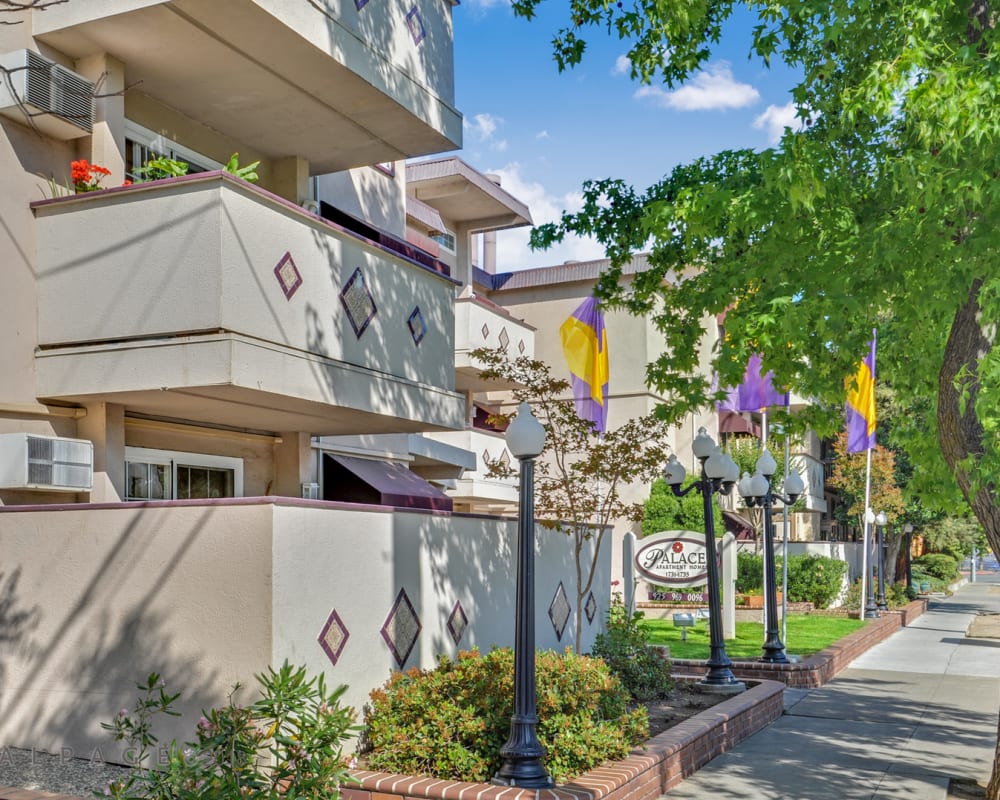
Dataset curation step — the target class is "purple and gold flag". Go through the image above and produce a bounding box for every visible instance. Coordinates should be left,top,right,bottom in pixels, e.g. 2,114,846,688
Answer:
718,353,789,413
560,297,609,433
846,334,877,453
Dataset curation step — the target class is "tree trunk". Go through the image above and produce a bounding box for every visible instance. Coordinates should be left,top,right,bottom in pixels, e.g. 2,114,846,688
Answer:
884,534,902,585
936,277,1000,798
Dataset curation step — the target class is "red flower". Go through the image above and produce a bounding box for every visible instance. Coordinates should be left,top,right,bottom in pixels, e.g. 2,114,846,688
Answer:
71,159,112,192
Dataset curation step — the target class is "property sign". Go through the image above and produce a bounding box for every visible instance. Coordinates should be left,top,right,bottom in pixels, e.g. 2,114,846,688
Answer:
634,531,710,587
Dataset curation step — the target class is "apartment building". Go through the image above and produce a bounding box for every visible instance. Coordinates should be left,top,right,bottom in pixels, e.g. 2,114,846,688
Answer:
0,0,612,759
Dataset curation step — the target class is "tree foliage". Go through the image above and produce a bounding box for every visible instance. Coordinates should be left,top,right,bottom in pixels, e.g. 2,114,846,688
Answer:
515,0,1000,789
472,347,673,653
827,431,906,525
641,476,723,537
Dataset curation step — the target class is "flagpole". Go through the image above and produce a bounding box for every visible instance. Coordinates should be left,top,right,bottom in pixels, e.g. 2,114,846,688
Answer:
860,446,872,618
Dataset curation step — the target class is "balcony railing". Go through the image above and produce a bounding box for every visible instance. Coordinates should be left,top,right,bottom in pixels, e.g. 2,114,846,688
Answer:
32,173,465,436
454,295,535,392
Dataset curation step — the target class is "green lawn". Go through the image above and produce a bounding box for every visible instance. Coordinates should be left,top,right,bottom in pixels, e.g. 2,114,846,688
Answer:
641,614,866,660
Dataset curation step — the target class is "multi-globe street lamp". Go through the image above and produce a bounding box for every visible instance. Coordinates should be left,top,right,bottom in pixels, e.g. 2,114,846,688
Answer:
875,511,889,612
663,428,744,690
492,403,554,789
738,449,804,664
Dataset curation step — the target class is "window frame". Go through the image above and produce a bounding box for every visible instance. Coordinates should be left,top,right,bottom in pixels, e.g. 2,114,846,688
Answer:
124,446,244,501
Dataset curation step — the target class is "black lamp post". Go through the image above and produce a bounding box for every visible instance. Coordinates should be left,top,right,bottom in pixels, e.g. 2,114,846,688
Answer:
663,428,744,690
492,402,553,789
875,511,889,612
738,448,804,664
904,523,914,590
863,508,879,619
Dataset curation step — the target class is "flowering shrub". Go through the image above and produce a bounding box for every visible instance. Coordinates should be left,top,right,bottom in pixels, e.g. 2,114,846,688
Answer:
102,662,357,799
363,647,648,785
71,159,111,192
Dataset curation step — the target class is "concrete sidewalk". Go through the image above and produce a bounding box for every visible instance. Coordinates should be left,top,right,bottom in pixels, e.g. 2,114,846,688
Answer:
665,577,1000,800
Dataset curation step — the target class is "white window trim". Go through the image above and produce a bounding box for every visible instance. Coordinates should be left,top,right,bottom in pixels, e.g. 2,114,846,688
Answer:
125,446,244,498
124,120,224,172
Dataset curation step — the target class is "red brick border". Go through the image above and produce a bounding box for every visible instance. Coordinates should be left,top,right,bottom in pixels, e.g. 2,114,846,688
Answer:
670,598,928,689
342,680,784,800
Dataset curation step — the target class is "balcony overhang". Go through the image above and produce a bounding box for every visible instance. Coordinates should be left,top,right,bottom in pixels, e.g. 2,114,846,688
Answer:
36,334,465,436
407,158,532,232
33,0,462,172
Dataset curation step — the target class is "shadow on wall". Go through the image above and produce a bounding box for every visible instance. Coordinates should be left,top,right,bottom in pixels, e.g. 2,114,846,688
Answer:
0,568,42,689
0,506,247,764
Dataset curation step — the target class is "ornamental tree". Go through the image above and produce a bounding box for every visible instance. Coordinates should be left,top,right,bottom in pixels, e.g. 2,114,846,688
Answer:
511,1,1000,790
472,347,672,654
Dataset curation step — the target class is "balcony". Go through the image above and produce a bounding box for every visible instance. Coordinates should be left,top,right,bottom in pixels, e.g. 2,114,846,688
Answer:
31,0,461,171
33,172,465,435
454,295,535,392
424,428,518,513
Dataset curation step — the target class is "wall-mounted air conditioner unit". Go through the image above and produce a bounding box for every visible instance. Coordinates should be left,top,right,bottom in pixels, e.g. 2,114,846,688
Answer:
0,49,94,139
0,433,94,492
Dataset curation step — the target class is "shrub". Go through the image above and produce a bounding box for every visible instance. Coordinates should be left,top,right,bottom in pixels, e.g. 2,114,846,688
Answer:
784,554,847,609
592,601,674,701
913,553,959,582
885,581,915,607
738,552,846,608
103,663,357,799
363,647,648,785
736,552,764,593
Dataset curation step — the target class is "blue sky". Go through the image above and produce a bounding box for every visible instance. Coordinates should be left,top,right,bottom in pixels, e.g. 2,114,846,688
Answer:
449,1,802,270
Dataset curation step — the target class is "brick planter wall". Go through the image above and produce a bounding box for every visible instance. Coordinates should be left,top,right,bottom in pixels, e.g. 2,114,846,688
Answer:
343,680,784,800
671,598,928,689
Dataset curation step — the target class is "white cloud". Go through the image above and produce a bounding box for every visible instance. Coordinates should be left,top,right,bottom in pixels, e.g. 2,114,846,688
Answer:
613,55,631,76
753,102,805,144
535,129,550,140
483,163,608,271
465,112,501,141
634,62,760,111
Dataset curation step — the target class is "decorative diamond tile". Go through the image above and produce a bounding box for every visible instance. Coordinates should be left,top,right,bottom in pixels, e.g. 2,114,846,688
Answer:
407,306,427,345
405,6,426,44
317,608,349,666
447,601,468,645
340,267,377,338
499,449,511,468
518,339,526,354
549,582,571,641
585,592,597,624
274,252,302,299
381,588,422,667
498,327,510,350
482,448,490,465
481,323,490,340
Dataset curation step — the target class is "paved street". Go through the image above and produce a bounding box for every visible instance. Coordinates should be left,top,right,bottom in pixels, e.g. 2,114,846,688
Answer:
665,577,1000,799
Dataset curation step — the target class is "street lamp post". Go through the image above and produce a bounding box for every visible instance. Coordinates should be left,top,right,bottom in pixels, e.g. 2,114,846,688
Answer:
863,508,879,619
663,428,744,691
875,511,889,612
492,403,553,789
738,449,804,664
903,523,914,590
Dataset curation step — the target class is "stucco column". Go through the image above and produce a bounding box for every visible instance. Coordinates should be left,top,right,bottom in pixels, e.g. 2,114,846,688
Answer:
272,156,310,205
272,432,313,498
74,53,126,186
77,402,125,502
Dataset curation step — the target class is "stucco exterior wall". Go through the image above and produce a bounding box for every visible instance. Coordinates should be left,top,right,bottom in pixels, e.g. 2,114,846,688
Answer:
0,500,610,761
0,502,274,758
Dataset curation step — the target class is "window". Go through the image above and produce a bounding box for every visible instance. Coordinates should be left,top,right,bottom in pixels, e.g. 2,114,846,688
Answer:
124,447,243,501
124,120,223,182
430,229,456,253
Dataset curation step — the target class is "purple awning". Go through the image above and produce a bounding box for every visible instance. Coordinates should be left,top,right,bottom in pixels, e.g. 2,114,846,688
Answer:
324,454,452,512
